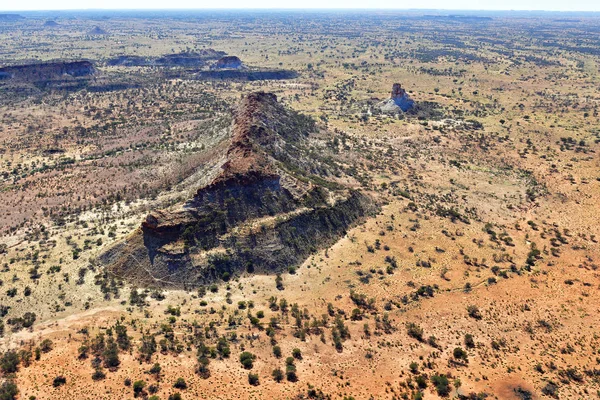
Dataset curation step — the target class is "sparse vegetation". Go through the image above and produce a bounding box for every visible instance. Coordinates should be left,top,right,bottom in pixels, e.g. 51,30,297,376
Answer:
0,10,597,400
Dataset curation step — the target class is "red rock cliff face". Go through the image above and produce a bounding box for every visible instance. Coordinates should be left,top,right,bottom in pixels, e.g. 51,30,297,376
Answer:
214,92,279,185
391,83,407,99
140,92,296,237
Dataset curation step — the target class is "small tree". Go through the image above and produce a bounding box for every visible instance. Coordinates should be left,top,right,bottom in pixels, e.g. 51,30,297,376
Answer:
78,344,89,359
216,337,230,358
286,369,298,382
115,322,131,350
272,368,284,382
406,323,424,342
40,339,53,353
415,374,428,389
248,372,260,386
292,348,302,360
239,352,255,369
103,337,120,368
173,378,187,389
453,347,468,363
52,376,67,387
272,345,282,358
139,334,157,362
18,350,31,367
464,334,475,348
275,274,284,290
92,368,106,381
431,374,451,397
409,362,419,374
467,305,482,320
0,380,18,400
133,380,146,398
149,362,161,378
0,351,20,374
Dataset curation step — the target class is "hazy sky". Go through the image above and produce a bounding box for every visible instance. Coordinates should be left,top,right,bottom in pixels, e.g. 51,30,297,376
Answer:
2,0,600,12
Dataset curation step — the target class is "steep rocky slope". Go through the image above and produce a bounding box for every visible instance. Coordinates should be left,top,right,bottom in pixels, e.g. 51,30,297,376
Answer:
101,92,375,288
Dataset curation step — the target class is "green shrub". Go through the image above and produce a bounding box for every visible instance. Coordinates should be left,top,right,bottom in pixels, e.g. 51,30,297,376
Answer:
415,374,428,389
286,370,298,382
92,368,106,381
453,347,468,363
406,323,424,341
272,346,282,358
0,351,20,374
52,376,66,387
0,380,18,400
133,380,146,397
409,362,419,374
464,334,475,348
292,348,302,359
431,374,451,397
149,363,161,375
239,352,255,369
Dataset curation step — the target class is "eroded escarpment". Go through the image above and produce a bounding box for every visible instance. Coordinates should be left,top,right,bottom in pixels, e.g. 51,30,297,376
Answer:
196,68,298,81
106,50,226,67
101,92,376,288
0,60,95,81
0,60,99,94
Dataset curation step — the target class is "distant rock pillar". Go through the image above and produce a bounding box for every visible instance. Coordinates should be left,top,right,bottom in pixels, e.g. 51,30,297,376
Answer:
391,83,406,99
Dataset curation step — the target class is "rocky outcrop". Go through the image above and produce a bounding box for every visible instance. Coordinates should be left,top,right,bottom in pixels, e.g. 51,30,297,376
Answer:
380,83,415,113
106,56,146,67
0,14,24,21
0,61,95,82
215,56,243,69
197,69,298,81
88,26,108,35
101,92,375,288
107,50,226,67
155,51,225,67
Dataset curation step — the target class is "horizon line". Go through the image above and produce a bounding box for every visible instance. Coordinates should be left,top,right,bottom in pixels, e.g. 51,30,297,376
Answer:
2,7,600,13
